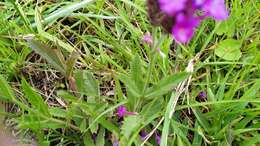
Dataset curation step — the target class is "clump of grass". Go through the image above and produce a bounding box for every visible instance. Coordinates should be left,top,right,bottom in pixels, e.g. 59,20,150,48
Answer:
0,0,259,146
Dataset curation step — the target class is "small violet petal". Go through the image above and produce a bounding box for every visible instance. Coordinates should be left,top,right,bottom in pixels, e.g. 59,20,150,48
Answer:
199,91,207,98
142,33,153,45
172,13,200,43
155,132,161,145
113,139,119,146
117,106,127,118
202,0,229,20
140,130,148,140
159,0,187,15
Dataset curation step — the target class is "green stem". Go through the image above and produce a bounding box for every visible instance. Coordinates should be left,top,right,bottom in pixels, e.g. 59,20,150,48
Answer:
142,35,167,95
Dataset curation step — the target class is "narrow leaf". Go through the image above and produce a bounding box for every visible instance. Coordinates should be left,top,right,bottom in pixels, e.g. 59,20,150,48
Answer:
130,54,144,92
0,75,16,101
66,51,80,78
75,70,100,97
145,72,189,99
21,79,50,117
26,39,66,75
122,115,141,138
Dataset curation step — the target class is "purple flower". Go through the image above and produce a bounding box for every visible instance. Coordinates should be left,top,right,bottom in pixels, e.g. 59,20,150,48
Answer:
117,106,127,118
199,91,206,98
159,0,187,15
193,0,206,6
142,33,153,45
91,133,97,142
140,130,148,140
117,105,137,118
202,0,229,20
113,139,119,146
155,131,161,145
172,13,200,43
150,0,229,43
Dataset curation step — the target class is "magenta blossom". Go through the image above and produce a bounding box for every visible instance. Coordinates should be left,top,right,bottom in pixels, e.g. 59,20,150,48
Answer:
117,105,137,118
156,0,229,43
142,33,153,45
202,0,229,20
159,0,187,15
172,13,200,43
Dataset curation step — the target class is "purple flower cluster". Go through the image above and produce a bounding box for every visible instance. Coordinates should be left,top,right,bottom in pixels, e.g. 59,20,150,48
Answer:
117,105,137,118
158,0,229,43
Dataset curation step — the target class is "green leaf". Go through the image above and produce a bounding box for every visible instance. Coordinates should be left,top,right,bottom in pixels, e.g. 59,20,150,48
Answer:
21,79,50,117
49,107,67,118
192,108,210,132
26,39,66,75
130,54,144,92
141,98,163,122
241,79,260,100
18,115,64,130
83,132,95,146
118,73,141,97
96,127,105,146
145,72,189,99
89,117,99,134
161,92,176,146
32,0,94,27
122,115,141,139
215,39,242,61
56,90,78,102
216,20,235,37
237,79,260,108
171,121,191,146
240,134,260,146
66,51,80,78
0,75,15,101
97,117,119,133
34,6,43,33
80,119,87,133
75,70,100,97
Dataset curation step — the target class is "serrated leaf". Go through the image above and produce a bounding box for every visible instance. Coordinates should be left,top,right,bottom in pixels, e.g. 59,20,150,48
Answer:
57,90,78,102
215,39,242,61
21,79,50,117
35,6,43,33
89,117,99,134
141,98,162,122
145,72,189,99
75,70,100,97
97,117,119,133
122,115,141,139
118,73,141,97
80,119,87,133
49,107,67,118
66,51,80,77
83,132,95,146
0,75,15,101
26,39,66,75
18,115,64,130
96,127,105,146
130,54,144,92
